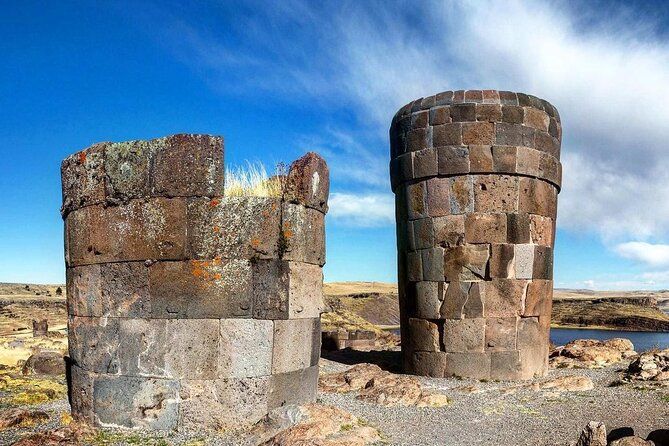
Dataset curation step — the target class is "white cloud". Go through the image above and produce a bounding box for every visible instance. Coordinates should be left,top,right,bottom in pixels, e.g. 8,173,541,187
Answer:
328,192,394,227
614,242,669,268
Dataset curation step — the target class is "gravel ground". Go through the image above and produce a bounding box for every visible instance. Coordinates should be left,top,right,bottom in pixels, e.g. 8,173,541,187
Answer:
318,355,669,446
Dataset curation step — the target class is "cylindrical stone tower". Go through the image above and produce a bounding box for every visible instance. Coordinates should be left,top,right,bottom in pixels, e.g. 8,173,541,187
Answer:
62,134,329,431
389,90,561,380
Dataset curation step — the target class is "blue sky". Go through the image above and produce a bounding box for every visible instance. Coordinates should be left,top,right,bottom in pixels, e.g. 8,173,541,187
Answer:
2,0,669,289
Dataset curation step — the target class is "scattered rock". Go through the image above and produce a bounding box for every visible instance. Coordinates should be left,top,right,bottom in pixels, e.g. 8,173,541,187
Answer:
319,363,449,407
530,375,594,392
550,339,635,369
260,404,380,446
626,349,669,381
0,409,48,430
21,351,65,376
10,421,94,446
576,421,607,446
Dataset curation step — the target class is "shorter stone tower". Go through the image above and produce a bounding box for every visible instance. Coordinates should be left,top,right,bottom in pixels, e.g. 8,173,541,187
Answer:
389,90,561,380
62,134,329,430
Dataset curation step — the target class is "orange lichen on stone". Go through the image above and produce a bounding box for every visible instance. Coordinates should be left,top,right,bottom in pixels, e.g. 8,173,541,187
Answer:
78,151,86,164
212,225,220,233
209,198,220,207
250,238,261,248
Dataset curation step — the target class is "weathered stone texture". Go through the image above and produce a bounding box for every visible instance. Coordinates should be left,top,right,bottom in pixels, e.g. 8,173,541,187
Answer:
391,91,560,380
62,135,329,431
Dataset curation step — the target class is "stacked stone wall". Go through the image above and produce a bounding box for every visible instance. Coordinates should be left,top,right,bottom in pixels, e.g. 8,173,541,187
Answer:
389,90,562,380
61,134,329,431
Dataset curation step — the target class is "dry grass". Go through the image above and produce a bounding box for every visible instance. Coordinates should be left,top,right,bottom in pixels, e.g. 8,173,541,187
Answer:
224,161,285,197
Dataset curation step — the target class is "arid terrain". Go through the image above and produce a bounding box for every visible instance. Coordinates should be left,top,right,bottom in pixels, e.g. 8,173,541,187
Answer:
0,282,667,445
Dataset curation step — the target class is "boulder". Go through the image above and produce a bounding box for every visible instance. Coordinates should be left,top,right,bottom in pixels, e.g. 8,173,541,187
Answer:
627,349,669,381
531,375,594,392
21,351,65,376
550,338,635,369
609,437,655,446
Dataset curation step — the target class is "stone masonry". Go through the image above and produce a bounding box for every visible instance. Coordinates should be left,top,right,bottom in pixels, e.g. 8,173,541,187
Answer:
61,134,329,431
389,90,561,380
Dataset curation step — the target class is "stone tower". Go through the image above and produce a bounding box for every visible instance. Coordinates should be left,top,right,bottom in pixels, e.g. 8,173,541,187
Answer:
62,134,329,430
389,90,561,380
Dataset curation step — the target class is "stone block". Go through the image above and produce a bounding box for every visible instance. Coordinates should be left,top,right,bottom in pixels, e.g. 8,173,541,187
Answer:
534,131,560,158
530,215,553,246
492,146,517,173
481,90,500,103
398,152,413,183
485,317,518,350
517,317,549,379
413,217,435,250
549,117,561,139
408,318,440,352
93,374,180,430
406,182,427,220
436,91,454,105
523,108,549,131
433,215,465,247
411,110,429,128
414,281,445,319
100,262,151,317
538,152,561,186
68,363,94,422
442,318,485,352
464,90,483,102
148,259,252,318
501,105,524,124
426,177,451,217
412,352,448,377
407,251,423,282
421,247,445,281
272,318,319,373
430,106,451,125
219,319,273,378
514,244,535,280
68,316,120,374
495,123,535,148
524,279,553,316
465,282,485,317
67,265,103,317
490,351,523,380
281,204,326,266
440,281,469,319
61,143,107,215
507,213,531,244
178,377,269,432
518,177,557,217
476,104,502,121
66,198,188,266
268,365,318,409
516,147,541,177
450,104,476,122
251,260,324,319
413,148,438,178
473,175,519,213
433,123,462,146
449,176,474,214
187,196,281,261
444,352,490,379
406,128,429,152
437,146,469,175
533,245,553,279
444,244,490,281
462,122,494,145
484,279,527,318
465,213,507,243
453,90,465,103
499,91,518,105
490,244,515,278
469,145,493,172
283,152,330,213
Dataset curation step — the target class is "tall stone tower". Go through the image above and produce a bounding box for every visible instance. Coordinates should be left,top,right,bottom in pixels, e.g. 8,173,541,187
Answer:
389,90,561,380
62,134,329,430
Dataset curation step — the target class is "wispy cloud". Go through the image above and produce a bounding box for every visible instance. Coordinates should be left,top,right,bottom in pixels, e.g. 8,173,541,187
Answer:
615,242,669,268
328,192,394,227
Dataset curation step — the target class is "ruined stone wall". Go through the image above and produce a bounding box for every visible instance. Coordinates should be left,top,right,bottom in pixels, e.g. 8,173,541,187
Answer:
389,90,561,380
61,134,329,430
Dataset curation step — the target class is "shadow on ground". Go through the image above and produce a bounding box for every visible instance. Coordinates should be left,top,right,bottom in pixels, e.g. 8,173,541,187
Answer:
321,348,402,373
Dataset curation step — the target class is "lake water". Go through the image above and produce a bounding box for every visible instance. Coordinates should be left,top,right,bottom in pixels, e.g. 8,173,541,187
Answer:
551,327,669,352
